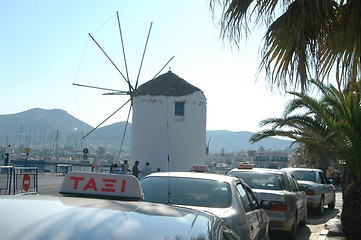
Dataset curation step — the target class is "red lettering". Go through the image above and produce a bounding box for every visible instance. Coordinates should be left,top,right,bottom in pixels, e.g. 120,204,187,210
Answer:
102,178,117,192
70,177,85,190
83,178,98,191
121,180,126,193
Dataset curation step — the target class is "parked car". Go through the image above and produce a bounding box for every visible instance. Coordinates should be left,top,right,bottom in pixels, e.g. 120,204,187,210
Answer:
228,167,307,240
282,168,336,215
0,172,240,240
140,171,270,240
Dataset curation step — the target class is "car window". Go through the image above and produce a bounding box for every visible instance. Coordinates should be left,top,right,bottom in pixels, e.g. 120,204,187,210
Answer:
291,170,317,182
318,172,327,184
289,174,300,191
229,171,284,190
244,185,259,209
236,183,256,212
140,176,232,208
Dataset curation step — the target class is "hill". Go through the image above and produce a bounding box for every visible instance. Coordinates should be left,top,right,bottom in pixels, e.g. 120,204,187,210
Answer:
0,108,294,153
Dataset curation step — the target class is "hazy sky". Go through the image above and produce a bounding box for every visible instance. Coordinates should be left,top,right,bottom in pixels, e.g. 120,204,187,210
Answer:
1,0,290,132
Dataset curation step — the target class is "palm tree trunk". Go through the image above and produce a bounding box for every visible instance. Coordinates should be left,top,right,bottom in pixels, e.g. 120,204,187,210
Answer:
341,182,361,240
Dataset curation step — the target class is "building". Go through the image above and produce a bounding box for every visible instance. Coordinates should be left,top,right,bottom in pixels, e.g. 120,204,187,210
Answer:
130,71,207,172
255,151,290,169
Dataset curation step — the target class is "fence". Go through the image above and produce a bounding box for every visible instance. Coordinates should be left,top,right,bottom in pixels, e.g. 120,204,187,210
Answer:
55,164,72,176
0,166,38,195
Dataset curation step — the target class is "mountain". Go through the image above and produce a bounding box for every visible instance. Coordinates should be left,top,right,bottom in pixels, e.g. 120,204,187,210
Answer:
0,108,294,153
206,130,294,153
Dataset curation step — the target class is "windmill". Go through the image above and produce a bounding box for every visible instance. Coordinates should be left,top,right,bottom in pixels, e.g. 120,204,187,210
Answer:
73,12,174,160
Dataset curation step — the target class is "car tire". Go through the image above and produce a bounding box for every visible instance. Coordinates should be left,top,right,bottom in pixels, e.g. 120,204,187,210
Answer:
328,193,336,209
317,196,324,215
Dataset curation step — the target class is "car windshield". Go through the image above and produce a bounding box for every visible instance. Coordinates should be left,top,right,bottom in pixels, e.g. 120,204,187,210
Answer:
290,170,317,182
140,176,231,208
229,171,285,190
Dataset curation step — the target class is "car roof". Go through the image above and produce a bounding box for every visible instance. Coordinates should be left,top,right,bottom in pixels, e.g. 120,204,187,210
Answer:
1,171,234,240
143,171,238,183
282,167,321,172
0,194,224,240
229,168,287,175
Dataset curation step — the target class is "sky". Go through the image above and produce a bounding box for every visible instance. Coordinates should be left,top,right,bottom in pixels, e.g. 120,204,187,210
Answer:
1,0,291,133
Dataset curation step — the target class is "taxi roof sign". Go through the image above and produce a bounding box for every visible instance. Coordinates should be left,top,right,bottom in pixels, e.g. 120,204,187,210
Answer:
190,165,209,172
59,172,144,200
237,163,254,169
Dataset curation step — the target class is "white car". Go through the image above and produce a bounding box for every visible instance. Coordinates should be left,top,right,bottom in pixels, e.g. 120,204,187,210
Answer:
282,168,336,215
140,171,270,240
0,172,239,240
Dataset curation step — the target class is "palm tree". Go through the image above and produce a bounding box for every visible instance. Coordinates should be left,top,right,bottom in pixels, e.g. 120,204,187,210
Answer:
295,144,331,171
210,0,361,92
249,79,361,239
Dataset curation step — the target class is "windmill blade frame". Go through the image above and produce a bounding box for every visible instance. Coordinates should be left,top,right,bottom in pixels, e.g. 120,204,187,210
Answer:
72,83,121,92
82,98,131,139
88,33,134,92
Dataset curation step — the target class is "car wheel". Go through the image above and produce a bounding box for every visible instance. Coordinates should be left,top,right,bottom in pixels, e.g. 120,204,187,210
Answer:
317,196,324,215
328,193,336,209
287,214,297,240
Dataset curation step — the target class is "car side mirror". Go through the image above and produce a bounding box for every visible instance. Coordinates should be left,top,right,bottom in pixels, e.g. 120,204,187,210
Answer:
260,200,272,210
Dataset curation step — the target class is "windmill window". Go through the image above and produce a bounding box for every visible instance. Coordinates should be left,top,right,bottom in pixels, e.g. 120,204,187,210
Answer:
175,101,185,116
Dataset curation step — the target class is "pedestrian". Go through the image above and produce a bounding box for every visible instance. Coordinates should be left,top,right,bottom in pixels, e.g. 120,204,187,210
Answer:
110,161,114,173
113,163,121,174
121,160,130,174
142,162,152,177
95,160,101,173
132,161,141,178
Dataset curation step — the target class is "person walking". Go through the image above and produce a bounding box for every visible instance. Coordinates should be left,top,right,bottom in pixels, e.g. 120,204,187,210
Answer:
142,162,152,177
132,161,141,179
121,160,130,174
113,163,121,174
110,161,114,173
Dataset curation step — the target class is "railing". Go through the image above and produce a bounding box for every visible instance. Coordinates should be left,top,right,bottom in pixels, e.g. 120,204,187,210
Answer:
55,164,72,176
0,166,38,195
0,166,12,195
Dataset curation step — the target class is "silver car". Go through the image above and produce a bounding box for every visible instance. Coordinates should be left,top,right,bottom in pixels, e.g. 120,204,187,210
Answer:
0,172,239,240
227,168,307,240
282,168,336,215
140,172,270,240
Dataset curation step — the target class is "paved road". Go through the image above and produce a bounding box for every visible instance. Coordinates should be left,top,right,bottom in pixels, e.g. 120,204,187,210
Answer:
270,191,342,240
38,172,64,196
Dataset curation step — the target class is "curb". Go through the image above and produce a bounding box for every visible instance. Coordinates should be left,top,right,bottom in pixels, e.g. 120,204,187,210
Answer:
322,215,345,240
318,230,329,240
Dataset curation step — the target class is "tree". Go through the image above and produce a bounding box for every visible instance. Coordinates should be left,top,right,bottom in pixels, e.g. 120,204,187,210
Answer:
295,143,331,171
210,2,361,237
249,79,361,239
96,146,106,159
210,0,361,92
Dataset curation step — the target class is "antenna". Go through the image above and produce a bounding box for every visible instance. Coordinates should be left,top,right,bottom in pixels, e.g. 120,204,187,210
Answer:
166,101,171,204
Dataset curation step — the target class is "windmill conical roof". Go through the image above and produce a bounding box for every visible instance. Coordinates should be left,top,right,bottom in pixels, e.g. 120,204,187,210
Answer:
133,71,202,97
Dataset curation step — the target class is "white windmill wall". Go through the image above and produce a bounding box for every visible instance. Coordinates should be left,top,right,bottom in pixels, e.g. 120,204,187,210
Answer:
130,91,206,173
